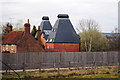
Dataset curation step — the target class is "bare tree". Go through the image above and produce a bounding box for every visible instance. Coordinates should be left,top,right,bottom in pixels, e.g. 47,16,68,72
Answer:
78,19,99,32
78,19,108,52
14,19,24,31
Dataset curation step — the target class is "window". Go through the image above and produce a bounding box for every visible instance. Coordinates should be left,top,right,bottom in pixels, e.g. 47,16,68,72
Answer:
44,30,51,35
5,45,8,50
48,45,50,49
49,39,52,42
49,38,54,42
11,45,14,50
46,39,49,42
2,45,5,51
52,29,55,32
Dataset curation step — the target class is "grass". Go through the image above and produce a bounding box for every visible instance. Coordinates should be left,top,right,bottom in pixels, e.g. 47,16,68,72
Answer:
2,66,120,79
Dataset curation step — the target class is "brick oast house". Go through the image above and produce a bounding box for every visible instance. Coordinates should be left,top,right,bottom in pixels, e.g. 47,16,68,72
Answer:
46,14,80,52
1,19,45,53
36,16,52,48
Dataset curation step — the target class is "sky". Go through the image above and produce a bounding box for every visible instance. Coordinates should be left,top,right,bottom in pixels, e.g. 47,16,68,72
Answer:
0,0,119,33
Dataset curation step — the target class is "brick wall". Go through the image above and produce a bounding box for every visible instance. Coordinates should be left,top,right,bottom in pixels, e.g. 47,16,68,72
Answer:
46,43,80,52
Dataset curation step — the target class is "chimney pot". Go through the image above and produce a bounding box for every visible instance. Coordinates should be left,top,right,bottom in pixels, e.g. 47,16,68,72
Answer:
38,26,40,30
9,24,12,32
27,19,29,24
37,26,41,43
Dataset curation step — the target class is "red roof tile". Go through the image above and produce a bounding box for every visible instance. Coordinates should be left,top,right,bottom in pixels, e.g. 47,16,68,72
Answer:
2,31,24,45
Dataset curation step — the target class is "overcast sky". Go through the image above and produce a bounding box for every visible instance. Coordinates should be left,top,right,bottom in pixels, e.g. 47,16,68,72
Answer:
0,0,119,33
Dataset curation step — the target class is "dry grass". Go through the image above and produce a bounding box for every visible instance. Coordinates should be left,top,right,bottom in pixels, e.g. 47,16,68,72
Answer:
2,66,120,79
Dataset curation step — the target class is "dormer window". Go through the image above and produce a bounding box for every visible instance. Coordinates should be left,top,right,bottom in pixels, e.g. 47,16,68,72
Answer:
49,39,53,42
43,30,51,35
46,39,49,42
49,38,54,42
5,45,8,50
11,45,14,50
52,29,55,32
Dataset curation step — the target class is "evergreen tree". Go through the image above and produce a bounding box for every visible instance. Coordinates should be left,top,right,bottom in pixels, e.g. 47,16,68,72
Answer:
31,25,37,37
2,23,11,39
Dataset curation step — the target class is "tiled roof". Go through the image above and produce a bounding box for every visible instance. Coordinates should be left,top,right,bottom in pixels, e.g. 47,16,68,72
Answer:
40,17,52,31
38,16,52,40
47,14,80,43
2,31,24,45
40,20,52,31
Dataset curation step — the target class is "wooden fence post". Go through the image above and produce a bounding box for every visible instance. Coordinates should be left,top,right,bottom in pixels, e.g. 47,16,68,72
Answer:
53,62,56,71
23,62,26,77
57,62,60,74
39,62,41,72
91,61,93,72
69,61,71,70
118,53,120,73
117,63,120,73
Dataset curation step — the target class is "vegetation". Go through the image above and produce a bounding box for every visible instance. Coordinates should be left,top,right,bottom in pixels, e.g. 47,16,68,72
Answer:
2,23,11,39
78,19,109,52
31,25,37,37
1,20,24,39
80,29,109,52
14,20,24,31
2,66,119,79
107,28,120,51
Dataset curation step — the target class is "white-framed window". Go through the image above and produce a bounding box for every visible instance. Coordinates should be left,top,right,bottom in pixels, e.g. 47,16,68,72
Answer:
43,30,51,35
49,39,52,42
11,45,14,50
49,38,54,42
46,39,49,42
2,45,5,51
52,29,55,32
5,45,8,50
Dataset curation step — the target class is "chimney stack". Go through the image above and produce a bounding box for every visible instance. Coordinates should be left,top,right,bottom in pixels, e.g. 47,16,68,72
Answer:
9,24,12,32
38,26,40,30
24,19,30,34
37,26,41,41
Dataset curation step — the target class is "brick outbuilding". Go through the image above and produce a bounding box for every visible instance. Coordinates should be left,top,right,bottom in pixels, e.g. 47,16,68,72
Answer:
46,14,80,52
1,19,45,53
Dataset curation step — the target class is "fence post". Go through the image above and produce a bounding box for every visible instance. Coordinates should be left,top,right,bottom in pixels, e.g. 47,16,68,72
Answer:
117,63,120,73
39,62,41,72
53,62,56,71
69,61,71,71
57,62,60,74
118,52,120,73
94,61,96,69
23,62,26,77
91,61,94,72
5,64,8,73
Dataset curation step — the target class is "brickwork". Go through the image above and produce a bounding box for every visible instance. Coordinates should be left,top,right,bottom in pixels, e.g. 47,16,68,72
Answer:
46,43,80,52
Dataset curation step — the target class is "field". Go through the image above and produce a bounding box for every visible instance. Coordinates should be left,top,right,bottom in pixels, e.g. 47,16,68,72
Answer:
2,66,120,80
